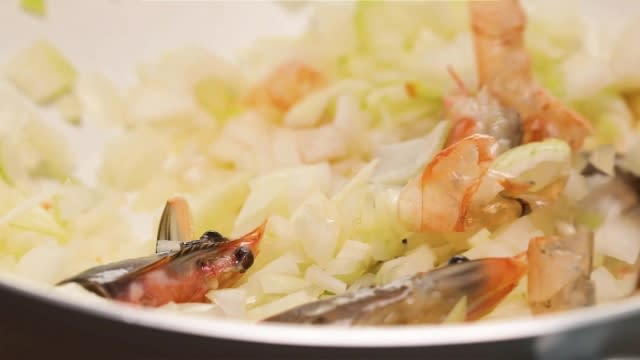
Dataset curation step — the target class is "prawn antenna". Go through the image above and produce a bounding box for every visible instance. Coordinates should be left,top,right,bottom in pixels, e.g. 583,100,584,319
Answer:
447,65,469,95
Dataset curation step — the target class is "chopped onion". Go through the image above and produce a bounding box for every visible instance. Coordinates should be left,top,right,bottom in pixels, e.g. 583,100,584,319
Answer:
618,139,640,176
20,0,46,16
4,41,76,103
98,131,169,191
591,267,636,302
233,162,331,237
247,289,318,320
55,93,82,125
376,245,434,285
371,121,450,185
250,251,304,279
490,139,571,191
326,240,372,277
284,80,369,128
257,273,308,295
75,74,125,127
292,192,340,267
588,144,616,176
595,209,640,264
563,170,590,201
305,265,347,295
206,288,247,318
16,243,67,283
492,216,544,254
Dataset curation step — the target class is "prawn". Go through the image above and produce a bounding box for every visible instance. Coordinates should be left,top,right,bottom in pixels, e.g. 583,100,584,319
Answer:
398,134,498,233
527,226,594,314
469,0,593,150
398,134,564,233
245,60,326,115
58,197,265,307
264,254,527,325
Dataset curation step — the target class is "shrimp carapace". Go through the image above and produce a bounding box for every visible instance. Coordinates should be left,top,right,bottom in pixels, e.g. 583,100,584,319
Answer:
57,198,265,307
468,0,593,150
264,255,527,325
527,227,594,314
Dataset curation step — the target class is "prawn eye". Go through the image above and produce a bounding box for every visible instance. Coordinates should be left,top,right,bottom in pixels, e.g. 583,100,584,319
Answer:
234,246,254,272
448,255,470,265
200,231,225,243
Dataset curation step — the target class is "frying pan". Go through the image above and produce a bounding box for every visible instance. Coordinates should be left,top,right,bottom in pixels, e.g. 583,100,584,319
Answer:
1,1,640,359
2,273,640,359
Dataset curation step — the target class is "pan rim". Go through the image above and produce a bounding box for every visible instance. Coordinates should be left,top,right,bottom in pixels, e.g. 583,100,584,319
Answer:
1,273,639,348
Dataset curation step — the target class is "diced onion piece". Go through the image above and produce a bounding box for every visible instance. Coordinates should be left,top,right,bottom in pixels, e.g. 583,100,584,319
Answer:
193,76,237,121
292,192,340,267
206,288,247,318
75,74,125,127
257,273,308,295
618,139,640,177
296,124,347,163
22,119,73,181
191,172,250,237
284,80,369,128
0,189,65,239
591,267,636,302
594,209,640,264
588,145,616,176
576,210,605,230
563,170,590,201
20,0,46,16
250,251,305,278
247,289,317,320
16,243,67,284
326,240,372,277
372,121,450,185
610,13,640,88
98,131,169,191
55,93,82,125
305,265,347,295
5,41,76,103
492,216,544,254
232,162,331,236
490,139,571,191
137,46,242,93
375,245,434,285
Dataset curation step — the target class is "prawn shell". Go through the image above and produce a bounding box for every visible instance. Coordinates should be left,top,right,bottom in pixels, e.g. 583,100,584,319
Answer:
527,229,594,314
57,222,266,306
264,256,527,325
469,0,593,150
400,134,498,233
57,254,170,298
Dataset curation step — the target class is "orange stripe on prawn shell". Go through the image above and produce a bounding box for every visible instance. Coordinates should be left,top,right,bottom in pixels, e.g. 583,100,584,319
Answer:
398,134,499,233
